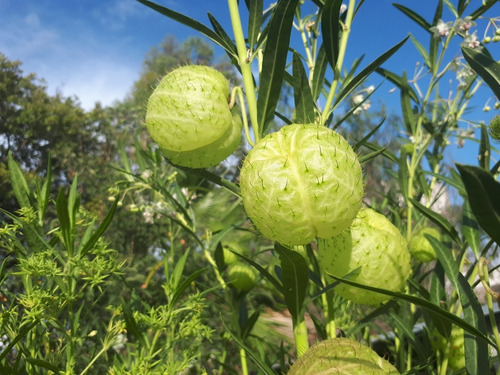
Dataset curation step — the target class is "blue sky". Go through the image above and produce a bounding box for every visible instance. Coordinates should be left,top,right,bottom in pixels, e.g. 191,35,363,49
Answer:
1,0,498,164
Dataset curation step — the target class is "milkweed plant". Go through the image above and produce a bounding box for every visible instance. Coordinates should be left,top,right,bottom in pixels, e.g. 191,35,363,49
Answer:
1,0,500,374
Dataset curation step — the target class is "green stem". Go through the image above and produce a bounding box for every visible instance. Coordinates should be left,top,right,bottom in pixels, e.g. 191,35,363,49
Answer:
227,0,260,142
321,276,337,339
320,0,356,126
240,347,249,375
293,315,309,357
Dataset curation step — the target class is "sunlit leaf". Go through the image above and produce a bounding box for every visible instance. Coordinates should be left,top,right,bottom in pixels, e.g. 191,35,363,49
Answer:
258,0,300,134
292,52,316,123
462,46,500,100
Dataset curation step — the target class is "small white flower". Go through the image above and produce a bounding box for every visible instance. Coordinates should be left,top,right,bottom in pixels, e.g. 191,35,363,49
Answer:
431,19,452,38
462,30,481,49
340,4,347,14
352,94,364,105
455,17,475,33
140,170,152,180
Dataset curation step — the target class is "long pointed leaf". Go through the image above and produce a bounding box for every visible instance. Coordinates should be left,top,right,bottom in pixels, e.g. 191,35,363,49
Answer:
321,0,343,70
257,0,300,134
456,164,500,246
333,36,409,107
207,13,238,59
311,45,328,101
376,67,419,102
136,0,228,50
7,151,31,208
79,199,118,257
409,198,461,245
393,3,431,33
292,52,316,123
274,243,309,321
247,0,264,50
326,273,496,349
462,46,500,100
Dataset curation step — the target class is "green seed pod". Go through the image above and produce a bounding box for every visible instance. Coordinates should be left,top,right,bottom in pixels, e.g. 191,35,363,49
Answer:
160,108,242,168
227,262,258,291
222,241,248,265
409,227,441,262
145,65,241,167
317,207,411,306
288,338,400,375
430,326,465,371
489,115,500,142
239,124,363,246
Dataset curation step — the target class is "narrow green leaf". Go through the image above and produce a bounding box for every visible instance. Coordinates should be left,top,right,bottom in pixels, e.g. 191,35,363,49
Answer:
410,34,431,68
221,319,275,375
170,268,207,307
241,309,261,340
207,13,238,59
398,150,409,200
67,175,79,232
461,201,481,257
426,235,459,292
56,189,73,255
457,0,466,15
392,3,431,33
443,0,458,18
292,52,316,123
171,248,190,292
321,0,342,70
376,67,419,102
230,250,284,294
274,243,309,321
409,198,461,245
24,357,62,374
327,273,496,349
431,0,443,28
0,320,38,362
334,36,409,108
214,242,225,272
400,70,416,135
363,141,398,164
311,45,328,101
354,117,385,150
7,151,31,208
79,199,118,257
257,0,300,134
136,0,229,51
457,272,490,375
456,164,500,246
479,122,491,173
359,147,387,164
37,155,52,224
462,46,500,100
122,303,146,347
469,0,498,20
247,0,264,50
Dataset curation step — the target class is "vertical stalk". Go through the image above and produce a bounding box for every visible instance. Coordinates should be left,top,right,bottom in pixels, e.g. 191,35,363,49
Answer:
240,347,249,375
293,315,309,357
227,0,260,142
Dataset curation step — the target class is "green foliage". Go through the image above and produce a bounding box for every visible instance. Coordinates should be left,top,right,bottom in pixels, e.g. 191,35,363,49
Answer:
2,0,500,373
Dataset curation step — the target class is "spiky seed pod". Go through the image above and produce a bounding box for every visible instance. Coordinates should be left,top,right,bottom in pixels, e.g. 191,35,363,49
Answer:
145,65,241,167
489,115,500,142
317,207,411,306
239,124,363,246
160,108,242,168
227,262,258,291
409,227,441,262
288,338,400,375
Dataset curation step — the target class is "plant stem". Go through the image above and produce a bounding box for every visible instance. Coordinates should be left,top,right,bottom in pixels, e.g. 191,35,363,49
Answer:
227,0,260,142
240,347,249,375
320,0,356,126
293,315,309,357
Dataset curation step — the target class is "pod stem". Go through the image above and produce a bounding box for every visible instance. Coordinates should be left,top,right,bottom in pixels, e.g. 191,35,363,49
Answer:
231,86,255,147
293,315,309,357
